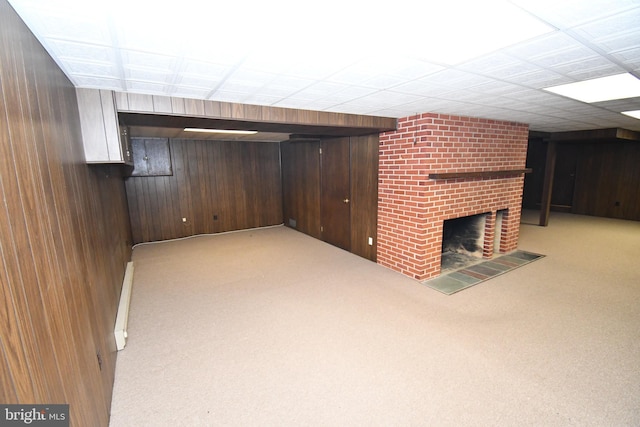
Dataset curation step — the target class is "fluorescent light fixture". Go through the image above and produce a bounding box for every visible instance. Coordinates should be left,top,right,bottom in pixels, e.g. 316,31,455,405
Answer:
621,110,640,120
183,128,257,135
543,73,640,103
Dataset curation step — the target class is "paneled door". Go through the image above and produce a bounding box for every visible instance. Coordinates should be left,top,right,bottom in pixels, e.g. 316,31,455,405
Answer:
551,144,579,212
320,137,351,251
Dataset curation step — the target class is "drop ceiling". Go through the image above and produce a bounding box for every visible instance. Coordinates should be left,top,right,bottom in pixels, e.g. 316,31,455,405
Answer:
7,0,640,134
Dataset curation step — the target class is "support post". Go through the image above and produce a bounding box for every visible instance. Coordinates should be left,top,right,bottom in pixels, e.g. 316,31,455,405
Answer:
539,139,556,226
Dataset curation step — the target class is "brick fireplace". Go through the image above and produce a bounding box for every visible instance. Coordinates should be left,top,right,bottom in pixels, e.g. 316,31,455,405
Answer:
377,113,529,281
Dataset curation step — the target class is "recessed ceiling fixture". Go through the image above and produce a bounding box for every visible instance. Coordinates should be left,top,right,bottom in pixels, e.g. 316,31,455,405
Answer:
543,73,640,103
621,110,640,120
183,128,257,135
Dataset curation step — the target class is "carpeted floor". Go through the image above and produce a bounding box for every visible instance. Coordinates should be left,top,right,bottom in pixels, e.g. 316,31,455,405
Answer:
109,211,640,426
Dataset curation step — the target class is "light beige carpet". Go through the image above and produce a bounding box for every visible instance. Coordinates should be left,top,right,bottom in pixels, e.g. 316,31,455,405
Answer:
109,212,640,426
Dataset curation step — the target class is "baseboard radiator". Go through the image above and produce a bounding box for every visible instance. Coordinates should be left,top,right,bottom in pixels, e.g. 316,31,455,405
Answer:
114,262,134,351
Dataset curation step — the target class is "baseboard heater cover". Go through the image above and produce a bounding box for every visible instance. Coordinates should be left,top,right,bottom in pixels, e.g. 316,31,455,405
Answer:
114,262,134,351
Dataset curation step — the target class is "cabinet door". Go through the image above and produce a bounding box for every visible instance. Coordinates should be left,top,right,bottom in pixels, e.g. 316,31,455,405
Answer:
131,138,173,176
76,88,131,164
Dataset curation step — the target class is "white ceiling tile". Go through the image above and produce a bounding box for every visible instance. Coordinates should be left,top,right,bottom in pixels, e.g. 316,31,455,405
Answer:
62,60,117,78
548,56,621,78
505,32,580,59
216,81,260,94
240,94,283,105
125,81,167,94
478,61,545,80
278,99,339,111
177,75,223,89
314,87,379,104
573,7,640,39
564,64,626,81
590,28,640,54
120,50,178,72
499,89,550,102
72,76,123,90
289,81,351,98
227,69,277,84
283,61,353,81
215,70,277,93
181,61,230,77
269,75,315,89
6,0,640,132
420,69,490,87
385,59,445,80
170,86,212,99
526,48,600,69
271,98,314,109
209,90,248,103
391,79,457,97
31,13,112,45
123,67,172,83
502,69,570,88
511,0,640,28
324,104,380,115
457,52,521,74
325,65,379,85
345,90,423,107
45,39,115,62
467,80,526,95
361,74,415,90
361,108,403,118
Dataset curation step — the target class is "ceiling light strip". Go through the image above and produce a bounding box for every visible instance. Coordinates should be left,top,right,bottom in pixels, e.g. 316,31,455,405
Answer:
183,128,257,135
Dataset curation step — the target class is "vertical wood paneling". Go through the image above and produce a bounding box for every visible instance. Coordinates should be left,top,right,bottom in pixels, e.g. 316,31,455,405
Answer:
522,137,546,209
281,141,322,239
572,141,640,220
112,93,397,133
281,136,379,261
1,2,132,425
125,139,283,243
350,135,379,261
526,137,640,221
152,95,173,113
620,143,640,219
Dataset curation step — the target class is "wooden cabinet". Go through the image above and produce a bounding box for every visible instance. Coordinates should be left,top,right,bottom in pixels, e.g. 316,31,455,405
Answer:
76,88,132,164
130,137,173,176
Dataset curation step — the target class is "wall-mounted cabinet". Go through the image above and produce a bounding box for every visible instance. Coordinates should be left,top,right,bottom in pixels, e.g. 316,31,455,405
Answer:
76,88,133,165
130,137,173,176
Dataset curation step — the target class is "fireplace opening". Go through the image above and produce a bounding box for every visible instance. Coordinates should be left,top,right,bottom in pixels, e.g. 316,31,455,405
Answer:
441,213,486,272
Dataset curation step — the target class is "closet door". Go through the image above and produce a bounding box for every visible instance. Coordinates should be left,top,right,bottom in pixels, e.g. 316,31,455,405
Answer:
320,138,351,251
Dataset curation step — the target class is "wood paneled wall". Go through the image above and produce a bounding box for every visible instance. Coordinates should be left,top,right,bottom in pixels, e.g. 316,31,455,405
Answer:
524,137,640,221
1,1,132,425
280,135,379,261
572,141,640,220
125,139,283,243
350,135,379,261
281,140,322,239
115,91,397,134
